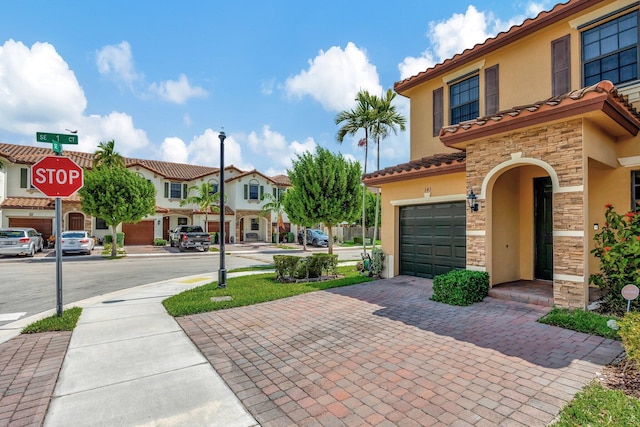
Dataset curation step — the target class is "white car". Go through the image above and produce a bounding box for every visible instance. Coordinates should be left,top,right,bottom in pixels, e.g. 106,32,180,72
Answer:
60,231,95,255
0,227,44,257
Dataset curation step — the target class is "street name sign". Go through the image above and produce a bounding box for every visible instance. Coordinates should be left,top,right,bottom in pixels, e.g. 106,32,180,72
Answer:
36,132,78,154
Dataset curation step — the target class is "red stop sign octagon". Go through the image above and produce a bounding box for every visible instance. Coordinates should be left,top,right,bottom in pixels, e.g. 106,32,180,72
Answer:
31,156,84,198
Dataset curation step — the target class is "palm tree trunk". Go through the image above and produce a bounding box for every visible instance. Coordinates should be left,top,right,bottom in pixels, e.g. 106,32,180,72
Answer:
362,129,368,255
372,137,381,250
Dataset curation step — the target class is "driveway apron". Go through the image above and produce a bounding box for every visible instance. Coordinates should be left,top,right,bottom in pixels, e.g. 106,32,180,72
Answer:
178,276,623,427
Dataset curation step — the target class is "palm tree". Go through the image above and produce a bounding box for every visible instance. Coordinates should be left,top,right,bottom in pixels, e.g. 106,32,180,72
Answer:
335,89,376,254
260,191,285,244
369,89,407,249
180,182,222,233
93,140,125,169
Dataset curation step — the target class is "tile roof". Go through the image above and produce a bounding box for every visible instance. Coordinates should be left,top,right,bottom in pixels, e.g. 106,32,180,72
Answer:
271,174,292,186
0,196,55,210
395,0,604,94
225,169,277,184
192,206,235,215
362,152,466,185
439,80,640,146
0,143,221,181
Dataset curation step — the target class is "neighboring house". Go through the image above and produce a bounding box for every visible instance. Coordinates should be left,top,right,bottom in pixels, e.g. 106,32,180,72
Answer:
0,143,292,245
363,0,640,309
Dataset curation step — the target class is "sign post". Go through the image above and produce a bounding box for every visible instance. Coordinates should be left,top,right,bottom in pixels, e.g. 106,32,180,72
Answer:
32,143,83,316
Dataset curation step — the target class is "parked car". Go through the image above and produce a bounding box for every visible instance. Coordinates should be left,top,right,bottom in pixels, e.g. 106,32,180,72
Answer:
298,229,329,247
60,230,94,255
0,228,44,257
168,225,211,252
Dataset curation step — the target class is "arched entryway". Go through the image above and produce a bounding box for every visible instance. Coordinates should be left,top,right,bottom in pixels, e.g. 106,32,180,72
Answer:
487,164,554,286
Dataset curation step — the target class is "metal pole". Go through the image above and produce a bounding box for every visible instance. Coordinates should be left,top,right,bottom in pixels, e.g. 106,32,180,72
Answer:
218,131,227,288
55,197,63,316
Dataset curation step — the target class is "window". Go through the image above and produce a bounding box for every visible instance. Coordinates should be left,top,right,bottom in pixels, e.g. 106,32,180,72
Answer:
244,180,263,201
583,11,638,86
251,218,259,231
633,171,640,211
208,179,219,194
450,75,479,125
164,182,187,199
20,168,28,188
95,218,108,230
178,217,188,226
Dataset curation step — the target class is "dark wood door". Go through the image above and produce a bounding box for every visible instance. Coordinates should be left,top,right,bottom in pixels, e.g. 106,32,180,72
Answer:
534,177,553,280
68,212,84,231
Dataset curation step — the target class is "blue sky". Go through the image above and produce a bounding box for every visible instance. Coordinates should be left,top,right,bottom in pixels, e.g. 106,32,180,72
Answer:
0,1,552,176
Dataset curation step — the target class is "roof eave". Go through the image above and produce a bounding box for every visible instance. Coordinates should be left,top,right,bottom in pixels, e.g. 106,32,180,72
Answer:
362,162,466,186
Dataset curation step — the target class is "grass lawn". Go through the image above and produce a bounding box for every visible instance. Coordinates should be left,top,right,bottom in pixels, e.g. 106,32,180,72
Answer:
21,307,82,333
538,307,621,340
552,381,640,426
163,265,373,316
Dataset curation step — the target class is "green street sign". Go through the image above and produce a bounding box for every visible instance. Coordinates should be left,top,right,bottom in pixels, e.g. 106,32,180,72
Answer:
36,132,79,145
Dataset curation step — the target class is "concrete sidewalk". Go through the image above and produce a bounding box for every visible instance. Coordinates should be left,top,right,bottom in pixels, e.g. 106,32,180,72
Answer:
42,274,256,427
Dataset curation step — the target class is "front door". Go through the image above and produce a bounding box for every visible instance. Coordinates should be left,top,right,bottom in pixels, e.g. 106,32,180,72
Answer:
534,177,553,280
69,213,84,231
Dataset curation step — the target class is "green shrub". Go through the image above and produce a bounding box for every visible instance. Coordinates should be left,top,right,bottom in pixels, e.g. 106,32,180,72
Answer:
371,248,385,277
589,204,640,315
431,270,490,306
104,232,125,247
153,238,167,246
618,312,640,364
273,255,300,280
353,236,371,245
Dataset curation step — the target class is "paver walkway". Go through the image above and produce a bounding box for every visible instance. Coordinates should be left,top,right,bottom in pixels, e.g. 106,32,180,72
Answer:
178,276,623,427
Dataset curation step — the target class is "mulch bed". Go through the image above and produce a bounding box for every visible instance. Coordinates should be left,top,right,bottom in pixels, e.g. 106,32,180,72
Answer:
599,354,640,399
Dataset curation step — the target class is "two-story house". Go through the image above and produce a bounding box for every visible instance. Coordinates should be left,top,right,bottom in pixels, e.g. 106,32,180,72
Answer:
0,143,292,245
363,0,640,309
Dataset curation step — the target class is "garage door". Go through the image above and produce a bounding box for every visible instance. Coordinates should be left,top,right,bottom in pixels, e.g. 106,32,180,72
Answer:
399,202,466,278
9,218,53,242
207,222,230,243
122,221,155,245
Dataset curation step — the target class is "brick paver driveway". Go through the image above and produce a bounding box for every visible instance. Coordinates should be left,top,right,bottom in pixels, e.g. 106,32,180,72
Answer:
178,276,622,427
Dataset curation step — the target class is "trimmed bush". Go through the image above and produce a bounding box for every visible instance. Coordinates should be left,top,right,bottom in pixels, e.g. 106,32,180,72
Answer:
353,236,371,245
618,312,640,364
273,255,300,281
431,270,490,306
103,232,125,247
153,238,167,246
273,254,338,281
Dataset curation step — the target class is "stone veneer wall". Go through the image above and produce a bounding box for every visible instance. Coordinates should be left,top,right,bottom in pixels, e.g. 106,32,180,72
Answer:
464,118,587,308
235,209,264,242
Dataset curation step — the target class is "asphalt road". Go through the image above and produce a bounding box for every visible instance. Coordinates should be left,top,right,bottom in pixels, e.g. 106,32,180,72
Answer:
0,247,364,327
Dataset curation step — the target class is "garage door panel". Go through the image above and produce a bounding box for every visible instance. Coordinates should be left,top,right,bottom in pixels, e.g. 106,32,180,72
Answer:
9,218,53,242
122,221,154,245
399,202,466,279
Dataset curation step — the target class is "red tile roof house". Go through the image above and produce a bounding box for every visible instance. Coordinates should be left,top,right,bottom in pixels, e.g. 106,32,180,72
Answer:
0,143,292,246
363,0,640,308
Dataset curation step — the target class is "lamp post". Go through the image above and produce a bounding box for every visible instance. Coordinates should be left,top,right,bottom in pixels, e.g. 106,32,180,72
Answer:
218,130,227,288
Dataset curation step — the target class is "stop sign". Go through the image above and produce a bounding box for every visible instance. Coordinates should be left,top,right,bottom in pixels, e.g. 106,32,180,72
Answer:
31,156,84,198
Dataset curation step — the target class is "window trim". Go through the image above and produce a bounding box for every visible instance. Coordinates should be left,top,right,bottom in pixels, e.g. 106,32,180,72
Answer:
632,170,640,211
449,74,480,125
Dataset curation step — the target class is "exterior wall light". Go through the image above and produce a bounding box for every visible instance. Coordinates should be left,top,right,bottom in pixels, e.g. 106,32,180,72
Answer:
467,189,479,212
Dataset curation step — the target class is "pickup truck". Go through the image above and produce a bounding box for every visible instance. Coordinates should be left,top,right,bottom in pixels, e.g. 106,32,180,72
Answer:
169,225,211,252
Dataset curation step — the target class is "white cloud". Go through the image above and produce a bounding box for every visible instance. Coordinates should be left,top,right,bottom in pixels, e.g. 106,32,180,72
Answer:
0,40,86,133
158,137,188,164
148,74,207,104
245,125,316,173
162,129,251,170
285,42,382,111
96,41,141,87
398,2,551,80
96,42,206,104
0,39,148,156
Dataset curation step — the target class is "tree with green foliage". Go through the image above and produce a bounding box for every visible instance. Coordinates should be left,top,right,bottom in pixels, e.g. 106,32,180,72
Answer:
286,146,362,254
79,167,156,256
260,191,285,244
361,188,381,228
180,182,222,232
93,139,125,169
282,188,316,251
335,89,376,254
369,89,406,249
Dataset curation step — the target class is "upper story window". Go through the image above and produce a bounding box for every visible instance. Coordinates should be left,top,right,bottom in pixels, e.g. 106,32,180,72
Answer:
244,179,263,201
450,75,479,125
164,182,187,199
583,11,638,86
633,170,640,211
208,179,219,194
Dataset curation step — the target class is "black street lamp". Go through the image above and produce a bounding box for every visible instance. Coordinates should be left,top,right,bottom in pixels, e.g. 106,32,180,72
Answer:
218,130,227,288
